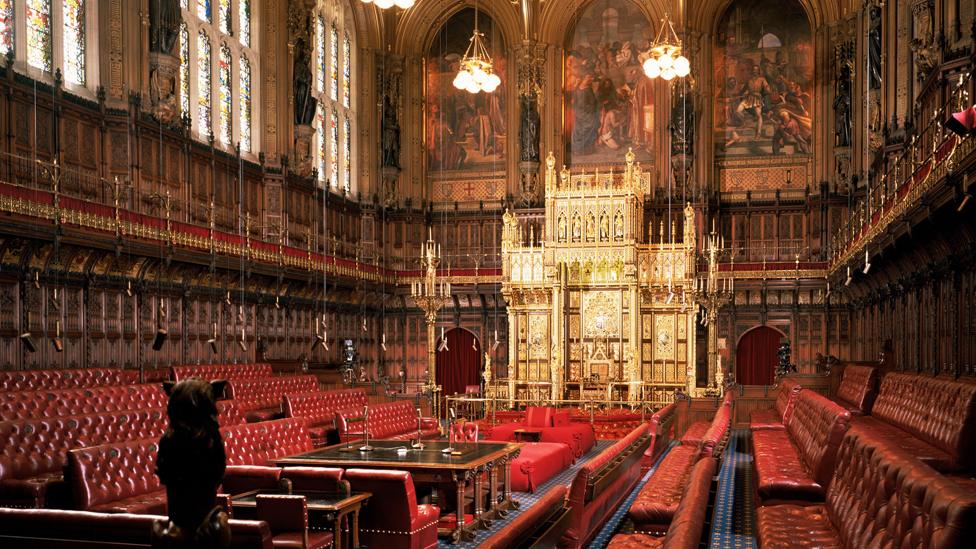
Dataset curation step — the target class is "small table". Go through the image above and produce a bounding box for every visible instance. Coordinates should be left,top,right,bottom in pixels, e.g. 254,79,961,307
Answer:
513,428,542,442
230,489,371,549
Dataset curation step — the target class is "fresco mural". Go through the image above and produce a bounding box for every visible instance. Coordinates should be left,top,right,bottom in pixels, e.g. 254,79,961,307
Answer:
426,9,506,173
564,0,655,166
714,0,813,158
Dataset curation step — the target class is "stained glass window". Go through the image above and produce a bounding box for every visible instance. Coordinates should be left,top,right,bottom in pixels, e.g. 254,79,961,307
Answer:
239,0,250,47
330,108,339,188
26,0,52,72
342,34,350,108
316,16,325,93
316,109,326,185
218,0,230,34
218,43,232,146
197,30,212,136
240,54,251,152
197,0,211,22
343,117,351,192
329,24,338,101
0,1,13,57
63,0,86,85
180,22,190,118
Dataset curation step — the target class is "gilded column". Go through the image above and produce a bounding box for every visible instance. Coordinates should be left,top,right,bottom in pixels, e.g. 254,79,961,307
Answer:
628,284,640,404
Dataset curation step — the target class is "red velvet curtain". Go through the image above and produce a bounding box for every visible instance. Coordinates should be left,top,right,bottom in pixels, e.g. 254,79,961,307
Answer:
735,327,782,385
436,329,482,398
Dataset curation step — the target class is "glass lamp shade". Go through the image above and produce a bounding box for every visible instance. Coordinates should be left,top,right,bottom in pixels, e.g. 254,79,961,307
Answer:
465,80,481,94
657,53,674,70
482,73,501,92
374,0,394,8
643,58,660,78
453,71,472,90
394,0,415,7
674,56,690,77
660,67,676,81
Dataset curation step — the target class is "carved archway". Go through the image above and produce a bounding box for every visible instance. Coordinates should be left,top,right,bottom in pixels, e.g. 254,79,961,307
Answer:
435,327,483,398
735,325,786,385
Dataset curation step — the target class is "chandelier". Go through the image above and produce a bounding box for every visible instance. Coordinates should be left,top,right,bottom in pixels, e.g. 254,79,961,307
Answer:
453,3,500,94
642,13,690,81
361,0,415,10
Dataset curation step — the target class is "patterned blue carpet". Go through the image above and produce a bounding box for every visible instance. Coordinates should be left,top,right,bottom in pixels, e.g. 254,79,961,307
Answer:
708,429,757,549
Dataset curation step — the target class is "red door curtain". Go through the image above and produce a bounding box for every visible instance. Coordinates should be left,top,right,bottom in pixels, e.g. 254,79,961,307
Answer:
435,328,482,398
735,326,783,385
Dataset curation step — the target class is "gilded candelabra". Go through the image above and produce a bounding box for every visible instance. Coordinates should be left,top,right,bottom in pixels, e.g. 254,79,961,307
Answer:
691,229,733,392
409,229,450,425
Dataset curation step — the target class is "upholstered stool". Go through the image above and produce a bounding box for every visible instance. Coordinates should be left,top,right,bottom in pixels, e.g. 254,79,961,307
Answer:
510,442,574,493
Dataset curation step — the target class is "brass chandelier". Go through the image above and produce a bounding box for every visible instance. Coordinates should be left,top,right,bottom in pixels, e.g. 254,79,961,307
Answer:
453,2,501,94
643,13,690,81
361,0,415,10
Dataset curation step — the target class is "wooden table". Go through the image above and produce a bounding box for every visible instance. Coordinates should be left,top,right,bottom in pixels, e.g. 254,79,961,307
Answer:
513,428,542,442
275,440,522,543
230,489,370,549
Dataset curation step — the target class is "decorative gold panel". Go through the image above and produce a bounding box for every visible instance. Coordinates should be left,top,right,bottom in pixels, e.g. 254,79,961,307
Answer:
528,315,548,360
582,291,621,338
655,315,675,359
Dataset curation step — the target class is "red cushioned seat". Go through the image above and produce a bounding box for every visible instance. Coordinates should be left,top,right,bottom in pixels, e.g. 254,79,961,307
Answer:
510,442,574,493
748,408,784,431
90,491,167,515
830,364,878,416
852,416,958,472
540,423,596,458
750,378,802,431
344,469,439,549
679,421,709,445
607,533,666,548
627,444,699,534
247,408,282,423
752,429,825,502
757,504,839,548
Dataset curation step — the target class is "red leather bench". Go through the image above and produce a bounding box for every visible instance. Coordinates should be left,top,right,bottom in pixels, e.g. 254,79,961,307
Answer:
559,424,652,549
284,388,368,444
67,438,167,514
752,389,851,503
852,372,976,474
170,363,273,382
0,383,168,421
335,400,439,442
749,378,802,431
486,407,597,458
228,375,320,422
830,364,879,415
681,392,733,448
0,408,168,508
609,458,716,549
344,469,439,549
479,485,569,549
758,425,976,549
510,441,574,493
642,402,677,470
217,400,247,427
0,507,274,548
0,368,139,392
222,418,314,466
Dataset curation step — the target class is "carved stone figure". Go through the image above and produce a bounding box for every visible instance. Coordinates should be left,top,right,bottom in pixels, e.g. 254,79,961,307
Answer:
669,85,696,155
149,0,181,55
152,379,229,549
519,95,541,163
381,96,401,168
293,40,317,126
833,75,852,147
868,6,882,89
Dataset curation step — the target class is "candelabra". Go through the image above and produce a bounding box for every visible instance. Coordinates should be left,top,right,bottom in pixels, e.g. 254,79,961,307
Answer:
409,229,450,427
691,230,733,392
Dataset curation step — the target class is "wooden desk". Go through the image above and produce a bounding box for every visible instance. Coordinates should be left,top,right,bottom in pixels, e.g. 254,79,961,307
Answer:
230,489,370,549
275,440,522,543
513,428,542,442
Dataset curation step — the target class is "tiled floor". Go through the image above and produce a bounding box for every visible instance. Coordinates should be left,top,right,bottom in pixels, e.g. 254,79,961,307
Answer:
708,429,757,549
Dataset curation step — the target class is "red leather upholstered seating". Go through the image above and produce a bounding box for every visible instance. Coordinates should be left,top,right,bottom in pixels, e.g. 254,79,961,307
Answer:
222,465,290,496
283,388,368,443
67,438,166,514
610,458,716,549
559,424,651,549
757,426,976,549
0,383,168,421
449,421,479,442
344,468,439,549
280,467,347,494
510,442,574,493
749,378,802,431
853,372,976,473
0,368,139,392
228,375,320,423
752,389,851,503
334,401,438,442
831,364,879,415
0,508,275,548
218,400,248,427
170,363,274,382
222,418,313,466
256,494,334,549
486,407,597,458
642,402,677,470
681,392,733,447
479,485,569,549
0,408,167,508
627,444,701,534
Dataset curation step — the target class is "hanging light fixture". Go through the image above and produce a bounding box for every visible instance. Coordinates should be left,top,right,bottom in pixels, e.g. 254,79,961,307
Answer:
453,2,501,94
642,13,691,81
362,0,415,10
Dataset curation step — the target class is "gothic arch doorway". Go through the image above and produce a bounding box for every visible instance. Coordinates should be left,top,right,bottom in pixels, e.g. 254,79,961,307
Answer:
735,326,785,385
435,328,482,397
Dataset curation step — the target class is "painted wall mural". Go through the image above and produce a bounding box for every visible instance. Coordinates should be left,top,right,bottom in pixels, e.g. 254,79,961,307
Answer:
714,0,813,158
426,8,507,173
564,0,655,166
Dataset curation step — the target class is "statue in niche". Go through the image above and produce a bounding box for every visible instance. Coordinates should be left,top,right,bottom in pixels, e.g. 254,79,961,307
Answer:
152,379,229,549
585,214,595,242
519,95,541,163
669,84,696,155
557,215,567,242
600,214,610,241
910,0,937,81
381,96,401,169
833,71,853,147
149,0,181,54
614,211,624,241
293,39,317,126
572,215,582,242
868,6,882,90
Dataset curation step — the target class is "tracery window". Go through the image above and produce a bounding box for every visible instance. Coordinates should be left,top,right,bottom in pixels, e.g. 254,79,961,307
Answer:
0,1,12,57
62,0,85,85
311,1,356,194
4,2,98,91
26,0,52,72
181,1,259,152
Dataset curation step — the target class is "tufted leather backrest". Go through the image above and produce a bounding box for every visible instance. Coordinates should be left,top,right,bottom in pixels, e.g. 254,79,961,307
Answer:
216,400,247,427
827,426,976,549
785,390,851,488
0,384,168,421
663,458,716,547
284,389,368,425
281,467,345,494
227,376,320,412
450,422,479,442
170,363,273,382
870,373,976,470
67,438,161,510
774,378,803,424
835,365,879,413
701,401,732,458
221,418,312,466
363,401,420,438
0,368,139,392
344,469,418,530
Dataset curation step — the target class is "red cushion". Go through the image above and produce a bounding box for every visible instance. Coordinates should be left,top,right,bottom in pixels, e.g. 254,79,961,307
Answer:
750,408,785,431
627,444,699,533
757,504,839,548
525,407,554,428
553,411,571,426
752,429,824,502
510,442,574,492
607,533,665,548
680,421,709,444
